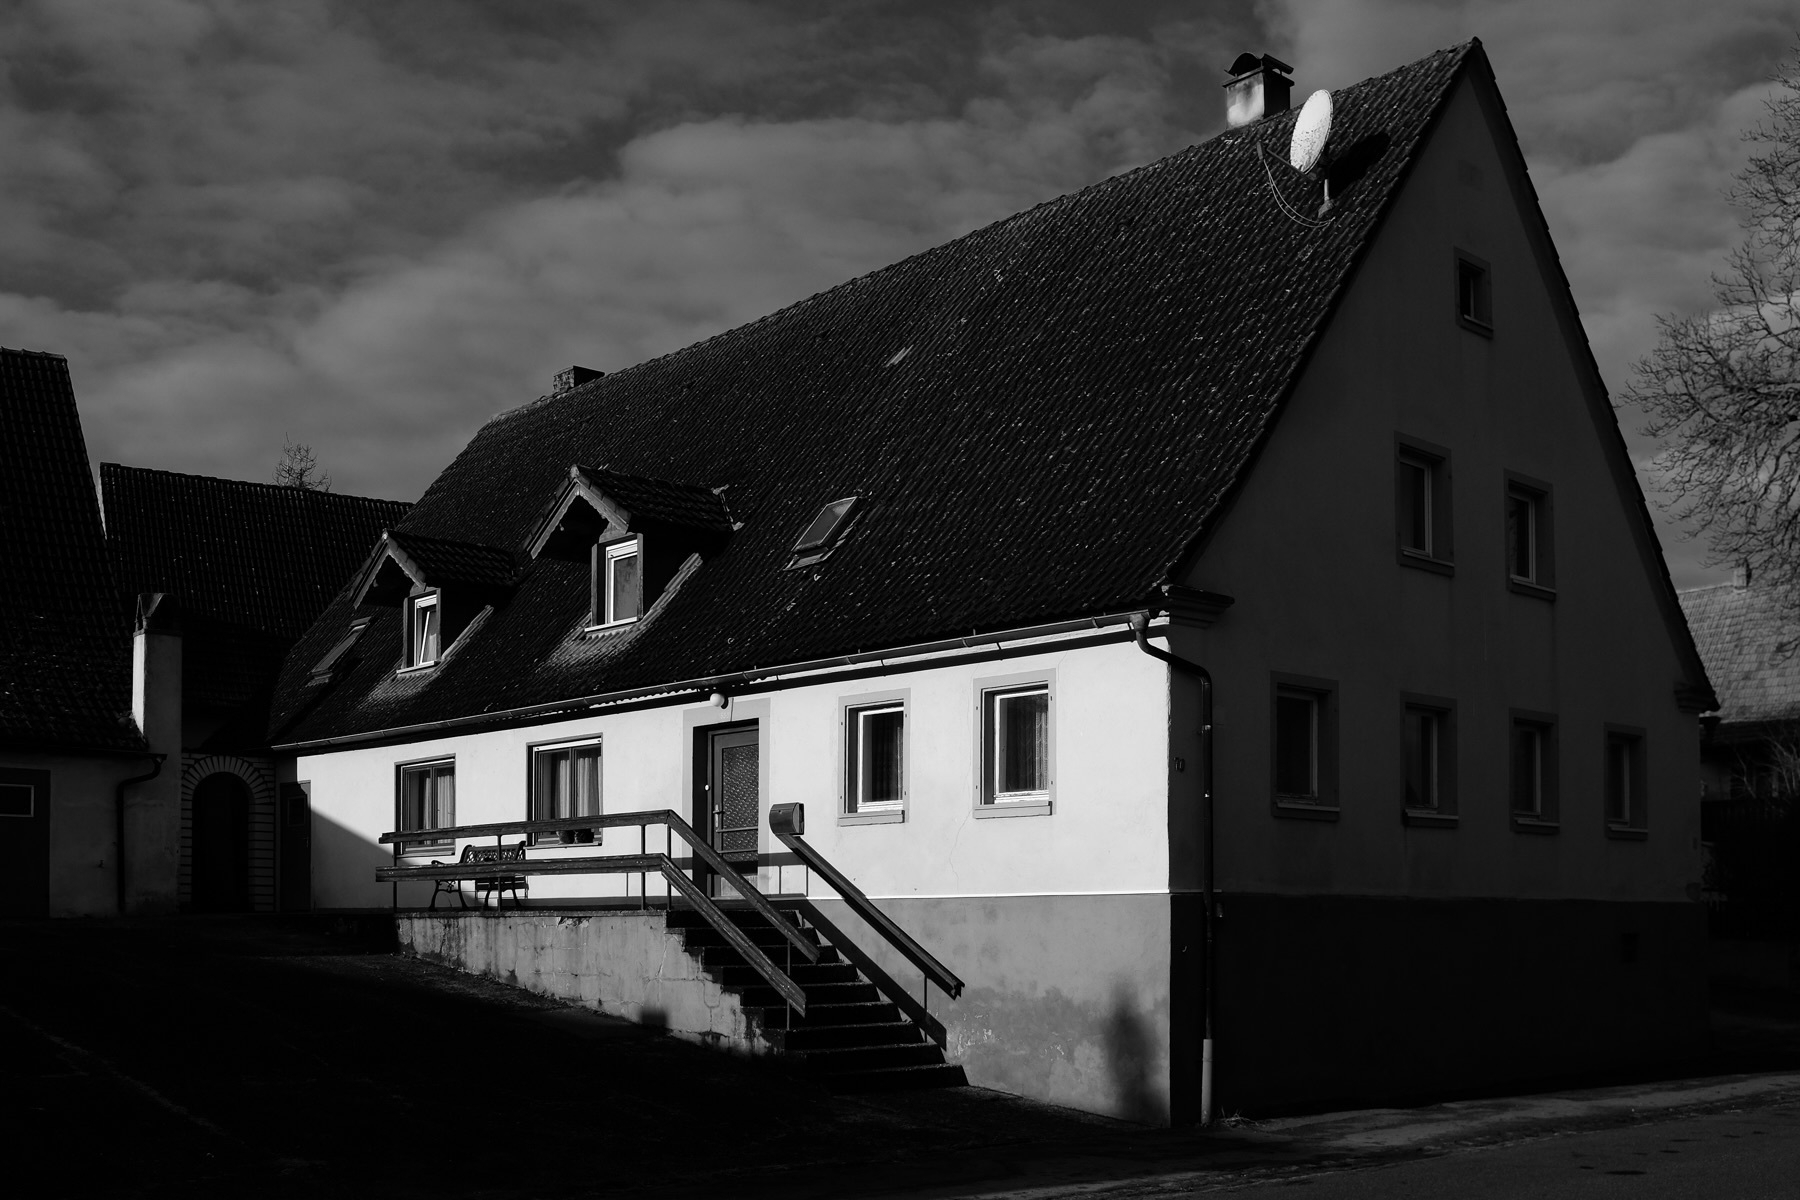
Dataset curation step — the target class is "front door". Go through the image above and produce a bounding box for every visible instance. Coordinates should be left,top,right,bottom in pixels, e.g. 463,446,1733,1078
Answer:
706,727,760,897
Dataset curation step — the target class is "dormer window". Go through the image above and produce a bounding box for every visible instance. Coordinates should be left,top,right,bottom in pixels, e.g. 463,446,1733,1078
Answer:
787,496,859,569
405,591,441,668
592,536,642,628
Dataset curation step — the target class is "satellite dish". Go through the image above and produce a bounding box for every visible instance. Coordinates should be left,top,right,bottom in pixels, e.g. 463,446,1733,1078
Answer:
1289,89,1333,174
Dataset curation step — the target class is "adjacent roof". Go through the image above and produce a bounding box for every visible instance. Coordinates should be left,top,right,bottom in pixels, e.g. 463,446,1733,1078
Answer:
103,465,410,716
1679,583,1800,731
272,40,1705,746
0,350,143,753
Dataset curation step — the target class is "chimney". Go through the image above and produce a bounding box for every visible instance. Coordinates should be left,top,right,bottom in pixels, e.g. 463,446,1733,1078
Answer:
1734,562,1752,588
552,365,604,394
1224,53,1294,127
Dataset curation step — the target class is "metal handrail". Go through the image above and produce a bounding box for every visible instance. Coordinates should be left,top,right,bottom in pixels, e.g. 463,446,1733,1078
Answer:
378,808,818,965
377,851,807,1015
769,803,963,1000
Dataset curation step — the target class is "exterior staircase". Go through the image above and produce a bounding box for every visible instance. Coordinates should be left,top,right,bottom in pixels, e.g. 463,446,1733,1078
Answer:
666,902,967,1092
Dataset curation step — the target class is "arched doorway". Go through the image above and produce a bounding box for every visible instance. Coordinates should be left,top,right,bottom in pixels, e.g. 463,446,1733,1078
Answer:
192,772,251,912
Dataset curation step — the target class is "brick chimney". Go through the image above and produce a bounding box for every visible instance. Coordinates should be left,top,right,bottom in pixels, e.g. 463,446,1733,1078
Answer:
1224,53,1294,127
552,365,604,394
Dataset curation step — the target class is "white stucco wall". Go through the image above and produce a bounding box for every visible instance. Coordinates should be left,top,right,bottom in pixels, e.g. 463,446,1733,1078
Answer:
297,637,1170,911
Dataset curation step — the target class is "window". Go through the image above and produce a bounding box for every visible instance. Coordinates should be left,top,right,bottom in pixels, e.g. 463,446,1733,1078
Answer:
1272,673,1338,818
1395,436,1453,572
592,536,642,627
0,783,32,818
976,674,1053,816
1504,473,1555,595
1456,250,1492,332
1401,696,1457,825
530,738,603,845
404,592,440,669
310,617,372,684
396,759,454,852
787,496,859,569
1510,711,1559,830
843,695,906,823
1605,726,1648,838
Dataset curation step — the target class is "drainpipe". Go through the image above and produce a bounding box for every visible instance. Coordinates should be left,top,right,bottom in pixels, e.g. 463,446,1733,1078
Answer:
1129,612,1217,1127
115,754,166,915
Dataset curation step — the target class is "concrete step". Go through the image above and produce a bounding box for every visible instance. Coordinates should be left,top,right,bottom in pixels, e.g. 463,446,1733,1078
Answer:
739,980,879,1009
755,999,901,1029
798,1042,947,1072
824,1063,970,1094
711,960,860,987
780,1021,926,1051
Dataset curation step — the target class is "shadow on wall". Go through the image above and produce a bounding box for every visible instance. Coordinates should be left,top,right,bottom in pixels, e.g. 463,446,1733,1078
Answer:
310,809,408,909
950,982,1168,1124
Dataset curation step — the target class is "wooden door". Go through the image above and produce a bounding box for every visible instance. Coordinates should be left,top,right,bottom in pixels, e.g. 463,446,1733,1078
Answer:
707,727,760,897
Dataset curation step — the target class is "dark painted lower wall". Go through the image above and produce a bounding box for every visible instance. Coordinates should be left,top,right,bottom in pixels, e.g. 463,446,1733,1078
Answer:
1187,894,1709,1117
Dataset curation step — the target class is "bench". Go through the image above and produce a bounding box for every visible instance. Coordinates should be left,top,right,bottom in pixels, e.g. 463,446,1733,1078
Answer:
430,841,529,909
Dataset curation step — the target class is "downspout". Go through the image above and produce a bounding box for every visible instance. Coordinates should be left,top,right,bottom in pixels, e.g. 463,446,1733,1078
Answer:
115,754,167,916
1128,612,1216,1127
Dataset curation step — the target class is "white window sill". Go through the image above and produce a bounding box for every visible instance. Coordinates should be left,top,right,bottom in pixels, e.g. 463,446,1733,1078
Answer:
1402,807,1458,828
974,799,1051,819
1512,815,1560,834
1508,577,1557,601
395,663,438,676
582,619,639,635
840,808,904,826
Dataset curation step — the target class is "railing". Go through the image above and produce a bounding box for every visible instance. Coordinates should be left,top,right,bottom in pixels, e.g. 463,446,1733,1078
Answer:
768,803,964,1030
376,809,818,1014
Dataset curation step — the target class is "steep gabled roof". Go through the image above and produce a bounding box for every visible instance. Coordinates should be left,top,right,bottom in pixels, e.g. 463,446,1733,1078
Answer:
572,467,735,534
103,465,410,714
1679,582,1800,730
0,350,142,753
273,43,1485,745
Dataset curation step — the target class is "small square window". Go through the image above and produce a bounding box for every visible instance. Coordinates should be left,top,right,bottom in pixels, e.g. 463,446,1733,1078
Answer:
1396,436,1453,572
844,699,906,821
1504,473,1555,596
1272,673,1338,818
1509,710,1559,830
1401,696,1457,824
312,617,372,684
591,536,642,627
396,759,455,853
1605,727,1648,838
787,496,859,569
0,783,33,818
975,674,1053,816
404,592,440,669
1456,251,1492,332
531,738,603,845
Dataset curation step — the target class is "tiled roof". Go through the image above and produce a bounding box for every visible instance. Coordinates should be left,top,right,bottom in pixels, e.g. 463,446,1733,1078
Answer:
273,41,1629,746
386,531,519,589
103,465,410,714
0,350,143,753
576,467,734,533
1679,583,1800,729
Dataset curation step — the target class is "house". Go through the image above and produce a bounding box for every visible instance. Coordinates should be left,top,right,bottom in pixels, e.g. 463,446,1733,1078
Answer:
102,465,410,913
0,348,159,917
271,41,1716,1121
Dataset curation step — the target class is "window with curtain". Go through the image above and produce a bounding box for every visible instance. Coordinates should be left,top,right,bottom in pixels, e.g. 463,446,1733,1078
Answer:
531,739,603,844
983,685,1050,805
846,703,904,813
397,759,454,851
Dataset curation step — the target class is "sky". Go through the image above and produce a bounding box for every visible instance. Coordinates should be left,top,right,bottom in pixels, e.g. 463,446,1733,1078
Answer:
3,0,1797,588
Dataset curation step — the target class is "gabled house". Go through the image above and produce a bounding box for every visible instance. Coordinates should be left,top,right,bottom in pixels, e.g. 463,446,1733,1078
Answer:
0,348,156,917
1680,573,1800,800
272,41,1716,1120
102,465,409,912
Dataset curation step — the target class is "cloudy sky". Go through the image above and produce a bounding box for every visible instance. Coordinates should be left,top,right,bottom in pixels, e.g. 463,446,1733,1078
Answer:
4,0,1796,586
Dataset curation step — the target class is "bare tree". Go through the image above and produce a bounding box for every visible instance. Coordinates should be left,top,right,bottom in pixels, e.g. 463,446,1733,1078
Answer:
275,436,331,491
1624,49,1800,601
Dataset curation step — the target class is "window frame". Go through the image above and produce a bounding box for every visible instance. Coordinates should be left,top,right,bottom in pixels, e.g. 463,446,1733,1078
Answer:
1271,672,1340,820
973,670,1055,818
1509,708,1560,833
402,590,441,671
839,688,909,825
1604,724,1649,840
0,781,34,819
1504,471,1556,599
394,756,455,856
1395,434,1454,575
1400,693,1458,827
1455,248,1493,335
589,534,644,629
526,735,604,847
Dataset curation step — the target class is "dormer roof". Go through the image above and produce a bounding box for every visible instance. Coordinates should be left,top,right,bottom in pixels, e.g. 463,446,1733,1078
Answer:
354,530,519,607
529,465,733,561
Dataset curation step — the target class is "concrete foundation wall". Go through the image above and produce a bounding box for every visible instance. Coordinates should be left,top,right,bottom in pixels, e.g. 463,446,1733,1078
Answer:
397,909,767,1051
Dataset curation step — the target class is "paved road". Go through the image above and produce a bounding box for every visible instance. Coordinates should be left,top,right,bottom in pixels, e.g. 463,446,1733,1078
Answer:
5,916,1800,1199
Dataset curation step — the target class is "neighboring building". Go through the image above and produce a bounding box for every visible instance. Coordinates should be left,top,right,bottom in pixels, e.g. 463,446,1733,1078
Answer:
1680,573,1800,800
271,41,1716,1120
0,348,160,917
102,465,409,913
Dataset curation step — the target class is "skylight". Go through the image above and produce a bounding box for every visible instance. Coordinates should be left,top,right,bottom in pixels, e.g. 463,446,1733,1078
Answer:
309,617,372,684
787,496,859,568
